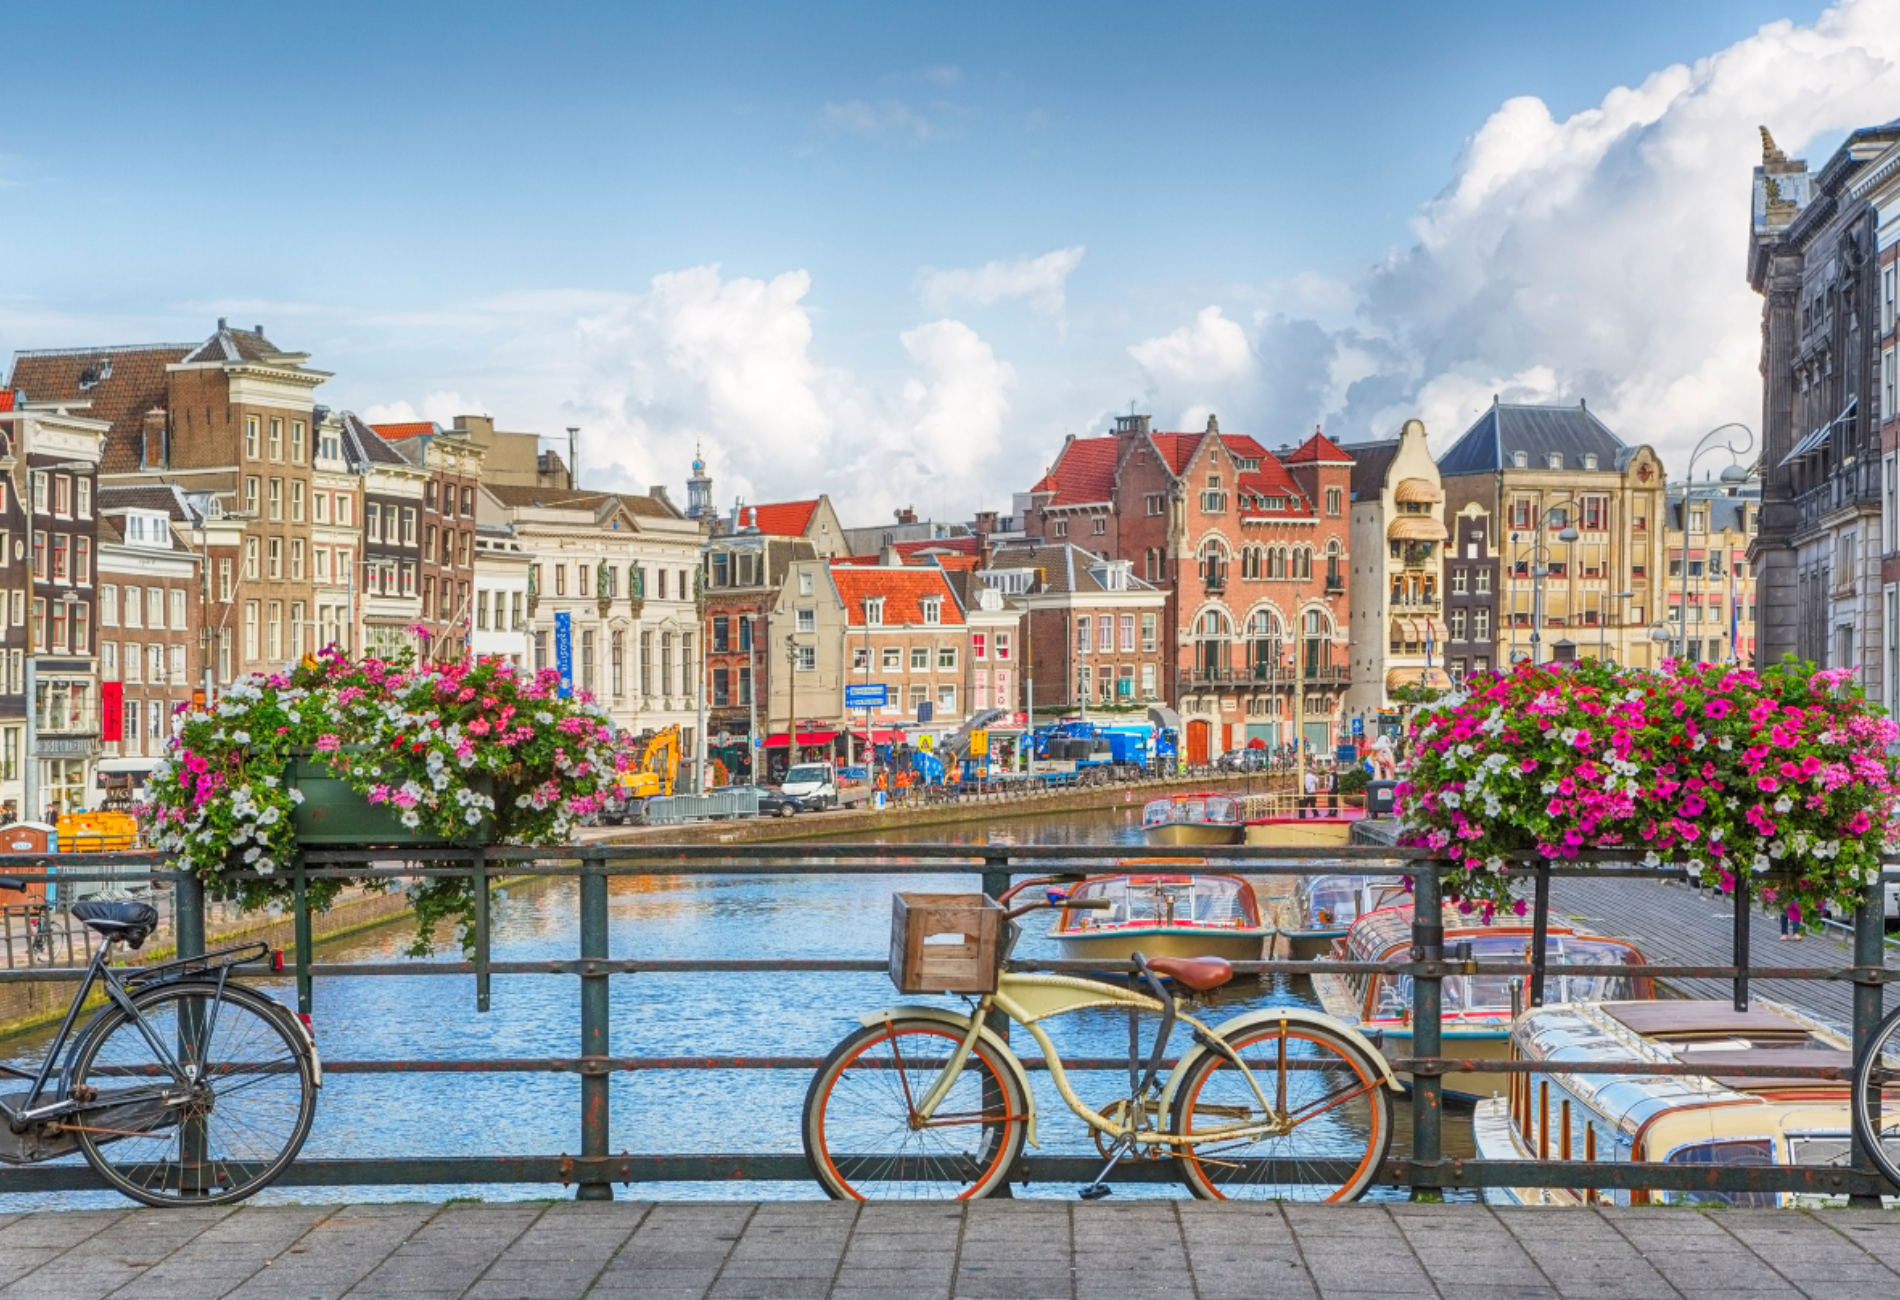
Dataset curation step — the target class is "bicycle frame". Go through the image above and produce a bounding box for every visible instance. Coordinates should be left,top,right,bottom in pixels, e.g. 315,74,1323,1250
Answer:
0,939,260,1129
909,970,1283,1152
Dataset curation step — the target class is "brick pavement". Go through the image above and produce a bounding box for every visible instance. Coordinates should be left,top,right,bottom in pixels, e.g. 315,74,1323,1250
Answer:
3,1201,1900,1300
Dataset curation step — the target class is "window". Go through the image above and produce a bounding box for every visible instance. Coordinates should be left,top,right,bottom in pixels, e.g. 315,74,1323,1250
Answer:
554,565,566,597
1200,485,1228,513
1581,495,1608,530
799,571,814,596
71,603,88,654
796,606,816,633
245,416,260,460
995,632,1011,661
291,480,306,522
267,600,283,660
75,537,90,584
30,534,44,580
268,538,282,580
291,539,306,581
314,491,329,524
53,474,71,517
1098,616,1113,652
148,643,164,684
1092,516,1106,535
101,585,118,627
1546,453,1563,471
102,642,118,682
1076,615,1091,653
795,644,816,672
144,586,163,629
1474,608,1491,640
882,647,902,671
921,597,941,625
76,479,91,519
1451,568,1468,594
51,535,68,582
1474,569,1491,595
1509,497,1533,530
267,478,282,521
1054,519,1068,538
402,508,417,545
218,558,233,601
462,487,474,515
1146,493,1165,516
169,589,185,629
1141,663,1156,696
1326,487,1342,516
125,640,143,684
938,685,956,712
1450,608,1468,640
938,647,956,671
29,598,44,652
1141,613,1156,652
268,418,283,461
291,420,306,463
336,494,353,526
244,601,259,658
1120,614,1135,651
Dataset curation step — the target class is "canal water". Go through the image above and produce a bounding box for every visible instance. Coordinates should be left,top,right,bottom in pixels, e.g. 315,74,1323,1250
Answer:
1,805,1470,1207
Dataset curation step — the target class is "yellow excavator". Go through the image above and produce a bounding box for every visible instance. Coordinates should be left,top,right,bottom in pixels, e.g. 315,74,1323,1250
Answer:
603,725,680,823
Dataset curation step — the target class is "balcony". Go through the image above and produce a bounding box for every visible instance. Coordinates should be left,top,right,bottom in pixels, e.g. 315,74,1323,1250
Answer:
1178,663,1350,689
35,702,99,735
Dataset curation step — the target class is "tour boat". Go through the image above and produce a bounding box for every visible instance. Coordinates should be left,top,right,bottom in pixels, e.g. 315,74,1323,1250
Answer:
1140,793,1244,846
1310,905,1655,1102
1239,791,1366,848
1049,869,1273,963
1473,999,1891,1207
1276,874,1410,960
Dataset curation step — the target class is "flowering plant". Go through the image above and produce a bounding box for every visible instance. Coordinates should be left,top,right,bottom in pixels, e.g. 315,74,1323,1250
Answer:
1397,656,1900,926
141,649,629,951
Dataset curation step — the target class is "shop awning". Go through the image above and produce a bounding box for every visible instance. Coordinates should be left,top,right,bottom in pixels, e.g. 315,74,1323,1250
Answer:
1393,477,1443,505
1386,667,1453,691
851,728,907,743
1387,516,1448,542
761,731,841,748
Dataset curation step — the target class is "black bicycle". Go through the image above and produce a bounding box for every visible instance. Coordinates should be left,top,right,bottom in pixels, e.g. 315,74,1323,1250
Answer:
0,877,320,1206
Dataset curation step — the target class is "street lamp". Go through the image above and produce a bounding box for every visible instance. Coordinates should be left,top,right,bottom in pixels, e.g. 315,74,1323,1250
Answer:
784,634,802,770
1512,504,1580,666
1672,423,1755,664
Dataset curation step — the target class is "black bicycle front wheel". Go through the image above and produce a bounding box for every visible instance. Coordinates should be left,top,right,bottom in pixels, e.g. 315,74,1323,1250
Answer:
1853,1001,1900,1191
69,981,317,1206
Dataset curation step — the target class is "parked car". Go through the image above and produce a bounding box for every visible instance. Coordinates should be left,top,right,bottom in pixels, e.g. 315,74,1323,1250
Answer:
726,785,807,818
1217,748,1271,773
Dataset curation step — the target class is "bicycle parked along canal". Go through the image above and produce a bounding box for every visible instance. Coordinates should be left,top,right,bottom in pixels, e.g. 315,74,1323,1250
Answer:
0,877,320,1206
804,878,1400,1202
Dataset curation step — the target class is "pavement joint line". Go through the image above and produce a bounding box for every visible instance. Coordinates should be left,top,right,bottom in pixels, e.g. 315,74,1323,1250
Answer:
185,1203,347,1300
817,1201,862,1300
1380,1203,1447,1300
694,1200,758,1300
1166,1201,1202,1300
1588,1206,1690,1300
944,1199,971,1300
355,1200,546,1300
31,1204,234,1300
562,1201,654,1300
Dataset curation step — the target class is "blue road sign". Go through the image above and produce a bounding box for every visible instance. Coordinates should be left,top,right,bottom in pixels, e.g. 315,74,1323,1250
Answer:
1351,716,1364,736
555,611,573,698
845,683,889,708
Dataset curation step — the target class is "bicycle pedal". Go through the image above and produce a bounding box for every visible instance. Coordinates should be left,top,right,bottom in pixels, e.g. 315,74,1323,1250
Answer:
1078,1183,1113,1201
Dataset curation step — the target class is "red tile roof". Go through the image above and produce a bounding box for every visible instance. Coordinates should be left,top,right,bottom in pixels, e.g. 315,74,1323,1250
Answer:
1284,429,1354,464
894,537,978,557
1237,458,1314,518
370,421,437,441
0,391,12,412
830,564,966,627
1035,437,1119,506
1150,433,1202,475
737,499,819,535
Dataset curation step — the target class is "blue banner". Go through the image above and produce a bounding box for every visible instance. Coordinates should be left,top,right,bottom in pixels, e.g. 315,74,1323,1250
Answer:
555,611,573,698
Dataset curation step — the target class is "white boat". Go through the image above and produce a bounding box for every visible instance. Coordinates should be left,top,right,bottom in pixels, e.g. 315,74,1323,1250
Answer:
1140,793,1244,845
1049,869,1273,963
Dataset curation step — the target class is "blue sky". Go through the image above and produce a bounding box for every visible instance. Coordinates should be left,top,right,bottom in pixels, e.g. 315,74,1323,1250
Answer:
3,0,1892,519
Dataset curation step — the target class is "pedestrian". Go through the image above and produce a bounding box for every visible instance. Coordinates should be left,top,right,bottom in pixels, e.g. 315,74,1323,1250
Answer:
1302,767,1318,819
1778,906,1803,942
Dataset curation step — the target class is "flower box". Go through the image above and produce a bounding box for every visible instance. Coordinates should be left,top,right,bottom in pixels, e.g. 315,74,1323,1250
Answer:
286,755,495,846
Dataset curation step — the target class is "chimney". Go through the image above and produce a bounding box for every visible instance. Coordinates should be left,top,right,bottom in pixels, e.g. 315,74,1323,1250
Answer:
1206,413,1220,434
895,505,918,525
879,544,902,567
141,407,168,471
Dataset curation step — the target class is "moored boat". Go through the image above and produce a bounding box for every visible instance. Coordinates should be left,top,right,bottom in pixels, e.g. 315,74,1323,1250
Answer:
1049,869,1273,962
1473,999,1891,1207
1140,793,1244,845
1276,874,1410,960
1239,791,1365,847
1310,906,1655,1102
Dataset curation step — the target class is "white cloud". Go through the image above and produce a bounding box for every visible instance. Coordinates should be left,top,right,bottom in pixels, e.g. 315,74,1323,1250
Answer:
361,390,484,427
917,246,1086,316
822,100,934,143
920,65,962,87
1129,306,1253,385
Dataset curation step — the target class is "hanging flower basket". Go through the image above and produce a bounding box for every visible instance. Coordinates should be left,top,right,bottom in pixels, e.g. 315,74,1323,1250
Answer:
1396,656,1900,927
141,649,630,951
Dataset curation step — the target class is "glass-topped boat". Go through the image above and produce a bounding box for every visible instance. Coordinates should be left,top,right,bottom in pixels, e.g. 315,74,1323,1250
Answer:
1277,874,1410,959
1311,905,1655,1101
1140,793,1244,845
1473,999,1893,1207
1050,869,1273,962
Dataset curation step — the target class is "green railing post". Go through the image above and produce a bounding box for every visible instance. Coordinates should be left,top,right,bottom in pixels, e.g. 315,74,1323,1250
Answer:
473,847,491,1013
292,851,313,1016
1850,876,1886,1207
1732,867,1750,1013
173,870,208,1193
577,857,612,1200
174,870,204,961
1528,862,1550,1007
1409,862,1443,1201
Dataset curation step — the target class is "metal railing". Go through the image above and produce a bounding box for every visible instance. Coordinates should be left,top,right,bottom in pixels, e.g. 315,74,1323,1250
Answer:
0,843,1890,1202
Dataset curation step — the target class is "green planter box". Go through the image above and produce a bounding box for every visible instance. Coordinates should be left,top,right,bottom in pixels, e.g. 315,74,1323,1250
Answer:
286,755,495,847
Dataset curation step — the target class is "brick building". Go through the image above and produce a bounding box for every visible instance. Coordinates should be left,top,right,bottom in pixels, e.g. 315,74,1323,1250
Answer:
373,422,485,659
702,528,819,777
1441,504,1500,682
977,543,1163,715
339,414,425,659
1025,414,1353,762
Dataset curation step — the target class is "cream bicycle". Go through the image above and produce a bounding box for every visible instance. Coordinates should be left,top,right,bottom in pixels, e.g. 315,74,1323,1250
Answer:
803,881,1400,1201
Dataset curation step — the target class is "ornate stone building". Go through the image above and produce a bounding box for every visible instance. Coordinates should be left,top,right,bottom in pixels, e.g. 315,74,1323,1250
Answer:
1748,121,1900,691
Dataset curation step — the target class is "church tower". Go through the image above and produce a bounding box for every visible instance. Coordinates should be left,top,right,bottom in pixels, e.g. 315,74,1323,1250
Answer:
686,441,714,521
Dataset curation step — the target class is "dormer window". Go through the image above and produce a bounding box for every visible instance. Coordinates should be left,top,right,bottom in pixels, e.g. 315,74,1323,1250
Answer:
921,597,941,626
1583,453,1598,471
865,597,885,626
1512,451,1528,469
1547,453,1563,471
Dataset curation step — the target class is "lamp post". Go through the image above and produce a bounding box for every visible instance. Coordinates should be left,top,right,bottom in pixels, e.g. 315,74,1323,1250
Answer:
746,613,757,780
1672,424,1755,664
785,634,800,772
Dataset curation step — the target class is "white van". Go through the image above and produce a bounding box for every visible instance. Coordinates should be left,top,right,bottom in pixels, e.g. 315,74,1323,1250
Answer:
779,762,839,811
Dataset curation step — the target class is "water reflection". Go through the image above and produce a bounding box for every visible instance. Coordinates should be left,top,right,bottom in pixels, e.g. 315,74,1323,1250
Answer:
0,806,1469,1206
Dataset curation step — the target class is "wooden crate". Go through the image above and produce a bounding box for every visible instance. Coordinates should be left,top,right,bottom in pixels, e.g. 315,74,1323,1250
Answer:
889,893,1005,994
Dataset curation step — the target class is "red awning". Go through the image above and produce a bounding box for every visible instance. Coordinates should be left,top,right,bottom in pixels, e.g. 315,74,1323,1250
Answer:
851,729,907,743
761,731,841,748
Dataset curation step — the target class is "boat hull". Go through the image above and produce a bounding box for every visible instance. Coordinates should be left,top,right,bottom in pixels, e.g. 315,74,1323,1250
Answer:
1245,818,1357,848
1375,1026,1513,1103
1052,926,1272,963
1278,928,1347,961
1143,822,1244,846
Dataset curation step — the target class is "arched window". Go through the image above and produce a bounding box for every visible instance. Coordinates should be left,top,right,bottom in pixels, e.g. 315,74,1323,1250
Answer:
1198,540,1229,590
1293,547,1313,580
1194,608,1233,677
1266,547,1285,579
1325,539,1342,590
1302,608,1335,675
1246,608,1283,678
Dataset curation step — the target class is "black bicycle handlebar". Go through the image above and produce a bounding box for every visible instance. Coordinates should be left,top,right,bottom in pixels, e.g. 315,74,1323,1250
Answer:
0,878,25,892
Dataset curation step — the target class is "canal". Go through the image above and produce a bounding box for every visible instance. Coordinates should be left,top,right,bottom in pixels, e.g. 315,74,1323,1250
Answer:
0,805,1469,1207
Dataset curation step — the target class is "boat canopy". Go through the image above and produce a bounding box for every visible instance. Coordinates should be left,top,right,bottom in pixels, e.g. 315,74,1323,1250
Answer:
1345,908,1651,1013
1292,875,1407,931
1059,874,1262,931
1142,794,1241,829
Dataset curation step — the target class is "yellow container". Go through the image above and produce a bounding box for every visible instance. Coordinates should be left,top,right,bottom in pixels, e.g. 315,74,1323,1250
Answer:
56,810,140,852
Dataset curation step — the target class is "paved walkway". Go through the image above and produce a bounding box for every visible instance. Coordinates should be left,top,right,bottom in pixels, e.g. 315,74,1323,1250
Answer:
7,1200,1900,1300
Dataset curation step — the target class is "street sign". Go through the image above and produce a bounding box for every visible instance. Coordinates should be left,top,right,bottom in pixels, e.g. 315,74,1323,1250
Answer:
968,730,989,756
845,684,889,709
1350,717,1364,736
918,734,934,751
554,612,573,699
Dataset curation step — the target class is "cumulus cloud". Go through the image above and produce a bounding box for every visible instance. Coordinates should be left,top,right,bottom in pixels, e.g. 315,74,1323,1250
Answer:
917,246,1086,316
822,100,934,143
920,65,962,87
1126,0,1900,469
361,390,485,427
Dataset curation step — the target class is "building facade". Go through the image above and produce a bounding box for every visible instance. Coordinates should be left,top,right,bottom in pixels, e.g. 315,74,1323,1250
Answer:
978,543,1162,716
1339,418,1449,733
1439,401,1668,672
1663,484,1761,667
472,525,532,668
310,411,361,656
1442,503,1500,682
702,530,819,776
374,423,485,659
340,415,425,660
1865,136,1900,719
96,496,199,775
1748,123,1900,693
1026,413,1353,763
